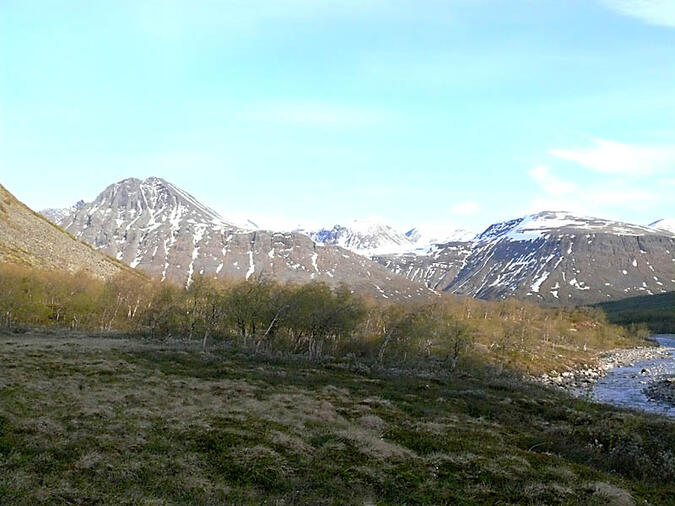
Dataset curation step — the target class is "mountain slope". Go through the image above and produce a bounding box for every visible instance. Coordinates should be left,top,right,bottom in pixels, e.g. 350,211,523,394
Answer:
376,211,675,305
0,184,135,279
374,242,473,290
52,178,431,299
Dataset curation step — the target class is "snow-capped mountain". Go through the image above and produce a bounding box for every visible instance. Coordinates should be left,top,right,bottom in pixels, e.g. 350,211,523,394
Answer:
40,182,675,306
649,218,675,235
306,219,414,256
306,220,477,257
475,212,661,243
376,211,675,305
404,226,476,253
45,178,430,299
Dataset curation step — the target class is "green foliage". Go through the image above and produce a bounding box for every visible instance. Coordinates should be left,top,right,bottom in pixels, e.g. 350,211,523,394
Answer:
594,291,675,334
0,263,643,373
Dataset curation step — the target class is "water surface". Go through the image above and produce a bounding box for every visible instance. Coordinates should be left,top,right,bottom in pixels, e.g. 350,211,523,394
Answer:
591,334,675,418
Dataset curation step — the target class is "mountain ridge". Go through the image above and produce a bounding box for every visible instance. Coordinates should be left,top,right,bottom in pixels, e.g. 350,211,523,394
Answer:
39,184,675,305
44,177,431,299
377,211,675,305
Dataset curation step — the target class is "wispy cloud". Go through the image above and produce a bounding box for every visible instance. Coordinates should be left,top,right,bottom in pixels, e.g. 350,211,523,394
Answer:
600,0,675,28
529,166,576,195
528,165,660,217
550,139,675,175
241,102,386,127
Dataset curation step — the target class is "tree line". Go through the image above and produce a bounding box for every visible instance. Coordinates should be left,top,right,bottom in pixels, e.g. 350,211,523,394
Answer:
0,263,643,371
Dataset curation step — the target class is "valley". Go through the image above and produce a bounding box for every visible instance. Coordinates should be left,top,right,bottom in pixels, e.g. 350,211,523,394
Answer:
40,178,675,307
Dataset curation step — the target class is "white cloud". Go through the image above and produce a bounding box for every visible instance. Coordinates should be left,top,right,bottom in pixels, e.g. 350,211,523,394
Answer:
527,197,589,216
528,165,660,217
550,139,675,175
241,102,385,127
529,166,576,195
600,0,675,28
450,201,480,215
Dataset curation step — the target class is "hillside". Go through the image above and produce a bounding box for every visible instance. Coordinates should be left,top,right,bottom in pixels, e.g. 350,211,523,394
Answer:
0,184,136,280
595,291,675,334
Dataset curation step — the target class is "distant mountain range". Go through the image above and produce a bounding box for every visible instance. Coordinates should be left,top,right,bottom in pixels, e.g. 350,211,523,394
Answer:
297,220,476,257
42,178,430,300
0,184,135,279
377,211,675,305
39,177,675,305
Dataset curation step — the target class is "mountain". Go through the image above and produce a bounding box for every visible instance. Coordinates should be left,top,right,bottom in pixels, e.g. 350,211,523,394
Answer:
305,221,477,257
376,211,675,305
404,226,476,254
49,178,430,299
374,242,474,290
649,218,675,235
0,184,135,279
305,219,414,256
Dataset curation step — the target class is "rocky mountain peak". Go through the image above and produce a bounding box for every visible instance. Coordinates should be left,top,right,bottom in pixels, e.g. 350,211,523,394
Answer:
48,178,430,299
65,177,238,231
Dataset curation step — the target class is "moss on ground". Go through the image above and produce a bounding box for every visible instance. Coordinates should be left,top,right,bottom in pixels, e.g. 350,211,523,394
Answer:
0,333,673,505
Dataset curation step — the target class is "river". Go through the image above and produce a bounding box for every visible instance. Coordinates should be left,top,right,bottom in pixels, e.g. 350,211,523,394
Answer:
591,334,675,418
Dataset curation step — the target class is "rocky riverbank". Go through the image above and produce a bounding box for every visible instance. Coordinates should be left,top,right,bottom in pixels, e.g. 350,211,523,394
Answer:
535,343,670,395
643,375,675,405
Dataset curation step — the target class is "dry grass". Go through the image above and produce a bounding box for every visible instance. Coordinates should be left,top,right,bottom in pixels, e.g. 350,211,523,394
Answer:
0,332,673,505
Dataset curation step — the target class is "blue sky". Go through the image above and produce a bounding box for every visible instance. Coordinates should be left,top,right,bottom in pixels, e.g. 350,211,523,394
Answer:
1,0,674,232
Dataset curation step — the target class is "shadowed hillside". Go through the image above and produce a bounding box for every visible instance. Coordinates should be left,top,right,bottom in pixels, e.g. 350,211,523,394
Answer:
594,291,675,334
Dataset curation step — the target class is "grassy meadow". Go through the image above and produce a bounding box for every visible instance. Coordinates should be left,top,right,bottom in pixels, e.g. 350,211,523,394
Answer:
1,332,673,505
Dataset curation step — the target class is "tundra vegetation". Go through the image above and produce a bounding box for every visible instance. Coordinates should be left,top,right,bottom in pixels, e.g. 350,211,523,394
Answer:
0,264,644,374
595,291,675,334
1,263,673,504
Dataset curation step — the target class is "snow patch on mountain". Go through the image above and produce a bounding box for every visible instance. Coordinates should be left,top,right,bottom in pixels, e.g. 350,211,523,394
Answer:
476,211,664,244
649,218,675,235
